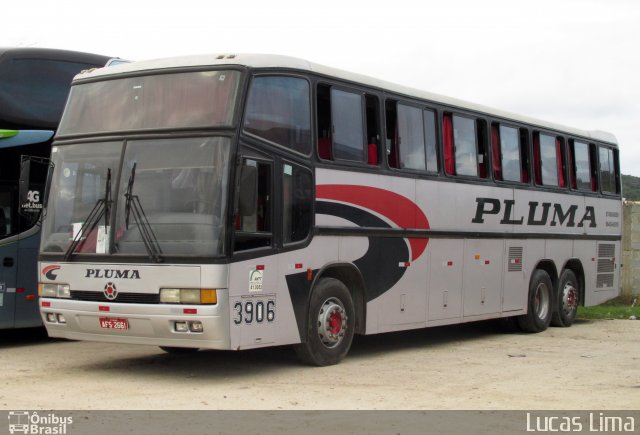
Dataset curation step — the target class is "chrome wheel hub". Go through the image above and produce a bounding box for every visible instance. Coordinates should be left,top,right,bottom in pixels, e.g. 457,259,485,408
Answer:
317,297,347,348
562,282,578,315
534,282,550,320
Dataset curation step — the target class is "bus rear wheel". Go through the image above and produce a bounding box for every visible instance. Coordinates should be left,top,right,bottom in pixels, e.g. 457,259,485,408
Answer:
517,269,553,333
294,278,355,366
551,269,579,327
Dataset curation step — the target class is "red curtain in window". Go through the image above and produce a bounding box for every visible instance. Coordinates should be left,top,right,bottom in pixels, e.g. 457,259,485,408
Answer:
491,125,501,180
443,114,454,175
533,134,542,184
556,138,565,188
318,137,331,160
368,143,378,165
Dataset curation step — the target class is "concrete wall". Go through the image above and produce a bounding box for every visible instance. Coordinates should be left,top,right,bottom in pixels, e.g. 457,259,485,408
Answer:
622,201,640,296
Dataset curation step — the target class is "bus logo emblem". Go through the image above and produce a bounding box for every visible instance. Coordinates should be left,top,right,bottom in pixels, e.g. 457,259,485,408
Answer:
43,265,61,280
104,282,118,301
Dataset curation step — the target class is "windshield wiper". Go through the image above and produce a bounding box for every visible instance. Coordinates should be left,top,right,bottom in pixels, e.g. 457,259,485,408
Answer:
64,168,112,261
123,163,163,263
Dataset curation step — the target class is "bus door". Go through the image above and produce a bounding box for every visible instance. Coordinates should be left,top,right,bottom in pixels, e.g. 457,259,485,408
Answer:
0,185,18,328
228,149,314,349
229,152,280,349
14,224,42,327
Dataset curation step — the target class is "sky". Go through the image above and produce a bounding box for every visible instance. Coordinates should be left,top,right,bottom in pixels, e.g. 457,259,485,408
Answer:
4,0,640,175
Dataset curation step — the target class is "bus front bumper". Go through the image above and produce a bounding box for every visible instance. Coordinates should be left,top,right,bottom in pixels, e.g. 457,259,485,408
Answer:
39,297,231,350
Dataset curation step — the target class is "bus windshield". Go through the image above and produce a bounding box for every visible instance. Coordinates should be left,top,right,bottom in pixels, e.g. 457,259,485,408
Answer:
58,70,241,135
41,137,231,257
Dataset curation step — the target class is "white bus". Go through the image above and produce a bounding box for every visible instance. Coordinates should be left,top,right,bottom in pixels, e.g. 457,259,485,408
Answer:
34,54,621,365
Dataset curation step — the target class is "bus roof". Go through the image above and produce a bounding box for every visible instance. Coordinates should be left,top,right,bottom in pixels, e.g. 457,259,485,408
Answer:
76,53,618,145
0,47,114,130
0,47,113,65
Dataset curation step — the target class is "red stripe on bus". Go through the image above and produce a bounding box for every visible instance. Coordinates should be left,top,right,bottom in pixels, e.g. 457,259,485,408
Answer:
316,185,430,261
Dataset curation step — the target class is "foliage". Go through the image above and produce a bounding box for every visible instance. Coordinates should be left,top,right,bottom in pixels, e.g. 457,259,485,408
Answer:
622,174,640,201
577,295,639,319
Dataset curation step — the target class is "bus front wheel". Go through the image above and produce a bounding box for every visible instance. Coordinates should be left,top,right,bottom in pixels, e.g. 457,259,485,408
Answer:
551,269,579,327
517,269,553,333
294,278,355,366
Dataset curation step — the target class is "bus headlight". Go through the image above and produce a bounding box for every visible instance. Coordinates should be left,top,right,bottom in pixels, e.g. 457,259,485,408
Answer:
180,289,200,304
159,289,181,303
39,283,71,298
160,288,217,305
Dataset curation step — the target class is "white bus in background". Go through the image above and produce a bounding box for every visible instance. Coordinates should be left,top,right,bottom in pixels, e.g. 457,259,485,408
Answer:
33,54,621,365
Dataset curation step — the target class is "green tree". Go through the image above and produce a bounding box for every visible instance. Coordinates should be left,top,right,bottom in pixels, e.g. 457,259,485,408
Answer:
622,174,640,201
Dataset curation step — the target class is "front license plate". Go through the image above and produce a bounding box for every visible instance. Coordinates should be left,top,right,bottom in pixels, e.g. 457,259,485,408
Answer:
99,317,129,330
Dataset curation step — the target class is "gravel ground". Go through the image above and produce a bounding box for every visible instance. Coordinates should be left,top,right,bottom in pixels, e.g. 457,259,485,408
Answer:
1,319,638,411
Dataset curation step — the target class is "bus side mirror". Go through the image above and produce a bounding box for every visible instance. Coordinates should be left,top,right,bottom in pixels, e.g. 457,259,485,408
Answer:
18,158,31,210
18,156,52,218
43,164,54,209
238,165,257,217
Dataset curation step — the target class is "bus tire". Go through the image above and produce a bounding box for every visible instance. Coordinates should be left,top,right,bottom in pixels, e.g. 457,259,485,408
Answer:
517,269,553,333
159,346,199,354
551,269,579,327
293,278,355,366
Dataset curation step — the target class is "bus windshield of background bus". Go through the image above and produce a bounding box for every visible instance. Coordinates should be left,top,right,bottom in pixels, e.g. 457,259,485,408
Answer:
58,70,241,135
41,137,231,257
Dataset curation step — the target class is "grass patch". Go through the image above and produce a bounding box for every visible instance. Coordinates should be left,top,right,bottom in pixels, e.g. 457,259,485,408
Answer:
577,295,639,320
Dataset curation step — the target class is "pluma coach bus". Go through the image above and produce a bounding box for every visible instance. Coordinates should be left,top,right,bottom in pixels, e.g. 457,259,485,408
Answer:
33,54,621,365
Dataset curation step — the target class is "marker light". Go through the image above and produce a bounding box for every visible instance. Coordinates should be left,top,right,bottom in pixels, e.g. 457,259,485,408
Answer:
160,289,217,305
174,321,189,332
200,289,217,304
189,321,204,333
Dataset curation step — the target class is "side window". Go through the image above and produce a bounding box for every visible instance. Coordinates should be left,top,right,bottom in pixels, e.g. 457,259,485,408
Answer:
570,140,595,191
599,146,619,194
424,110,438,173
243,76,311,155
394,103,438,172
397,103,426,171
492,124,522,182
534,133,565,187
331,89,365,161
317,84,379,165
282,163,312,244
519,129,531,183
443,114,486,178
454,115,477,176
234,158,272,252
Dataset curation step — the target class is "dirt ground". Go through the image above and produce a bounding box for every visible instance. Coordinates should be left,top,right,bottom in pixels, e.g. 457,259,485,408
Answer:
0,319,638,411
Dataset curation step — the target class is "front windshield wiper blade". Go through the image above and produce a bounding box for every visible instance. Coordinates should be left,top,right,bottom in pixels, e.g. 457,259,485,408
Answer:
123,163,163,263
64,168,112,261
